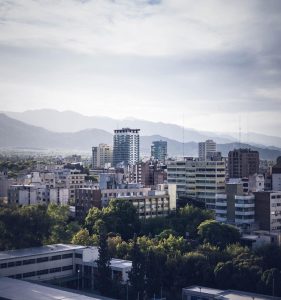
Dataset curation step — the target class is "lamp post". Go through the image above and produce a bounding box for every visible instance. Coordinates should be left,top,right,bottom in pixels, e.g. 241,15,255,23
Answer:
77,268,80,290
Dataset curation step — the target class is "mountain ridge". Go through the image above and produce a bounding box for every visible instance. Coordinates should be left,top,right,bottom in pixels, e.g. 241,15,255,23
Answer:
0,113,280,160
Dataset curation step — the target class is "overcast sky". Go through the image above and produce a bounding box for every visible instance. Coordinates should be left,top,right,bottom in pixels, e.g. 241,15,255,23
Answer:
0,0,281,136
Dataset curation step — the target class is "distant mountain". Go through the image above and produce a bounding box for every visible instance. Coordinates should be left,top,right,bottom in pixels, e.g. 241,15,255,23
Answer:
3,109,232,144
0,113,280,161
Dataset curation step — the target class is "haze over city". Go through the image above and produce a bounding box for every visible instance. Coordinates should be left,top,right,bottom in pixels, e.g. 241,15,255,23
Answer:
1,1,281,136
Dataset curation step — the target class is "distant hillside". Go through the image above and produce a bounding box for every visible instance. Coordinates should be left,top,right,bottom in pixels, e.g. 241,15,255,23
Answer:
3,109,232,143
0,113,280,160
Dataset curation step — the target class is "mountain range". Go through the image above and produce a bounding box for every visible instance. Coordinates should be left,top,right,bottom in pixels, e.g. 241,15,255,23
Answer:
4,109,281,148
0,112,280,161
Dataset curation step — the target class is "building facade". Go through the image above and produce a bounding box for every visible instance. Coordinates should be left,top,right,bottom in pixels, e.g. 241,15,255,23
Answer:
92,144,113,169
254,191,281,232
151,140,167,162
228,149,259,178
198,140,217,161
167,158,225,210
272,156,281,191
113,128,140,167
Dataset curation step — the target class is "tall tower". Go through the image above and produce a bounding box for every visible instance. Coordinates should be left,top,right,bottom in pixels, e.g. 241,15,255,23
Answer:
151,140,167,162
113,128,140,167
198,140,217,161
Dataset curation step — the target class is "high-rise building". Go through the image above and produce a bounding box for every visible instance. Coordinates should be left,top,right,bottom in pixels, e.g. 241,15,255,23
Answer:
198,140,217,161
113,128,140,167
92,144,113,168
151,140,167,162
272,156,281,191
228,149,259,178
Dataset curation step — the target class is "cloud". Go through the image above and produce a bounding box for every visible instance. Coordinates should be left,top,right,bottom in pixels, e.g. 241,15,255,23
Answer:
0,0,281,135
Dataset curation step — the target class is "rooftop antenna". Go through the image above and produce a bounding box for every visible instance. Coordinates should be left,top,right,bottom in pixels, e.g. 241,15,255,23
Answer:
238,115,241,148
182,114,185,158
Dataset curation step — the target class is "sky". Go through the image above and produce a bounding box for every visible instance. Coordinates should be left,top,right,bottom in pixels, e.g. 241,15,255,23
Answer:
0,0,281,136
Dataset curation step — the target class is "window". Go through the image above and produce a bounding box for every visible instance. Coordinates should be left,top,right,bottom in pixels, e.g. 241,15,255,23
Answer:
23,271,35,278
37,269,49,275
62,253,73,259
75,253,82,259
51,255,61,261
23,259,35,265
15,261,22,266
50,267,61,273
0,263,7,269
37,257,48,263
62,265,73,271
8,262,15,267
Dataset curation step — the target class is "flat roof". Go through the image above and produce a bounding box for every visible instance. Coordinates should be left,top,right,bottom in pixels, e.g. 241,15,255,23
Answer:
110,258,132,269
0,277,114,300
183,286,223,295
217,290,277,300
0,244,85,261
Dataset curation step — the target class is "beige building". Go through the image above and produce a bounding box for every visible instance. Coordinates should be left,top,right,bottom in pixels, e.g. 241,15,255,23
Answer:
92,143,113,168
167,158,226,210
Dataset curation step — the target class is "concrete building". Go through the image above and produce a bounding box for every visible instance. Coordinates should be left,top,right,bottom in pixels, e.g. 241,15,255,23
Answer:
113,128,140,167
198,139,217,161
49,187,69,205
248,173,265,192
254,191,281,232
101,184,176,218
75,188,102,222
92,144,113,169
182,286,278,300
8,185,37,205
129,160,166,186
0,244,131,286
0,171,13,202
228,149,259,178
215,181,255,231
167,158,226,210
151,140,167,162
272,156,281,191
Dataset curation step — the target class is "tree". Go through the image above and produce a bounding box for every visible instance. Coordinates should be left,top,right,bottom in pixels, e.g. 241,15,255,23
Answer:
261,268,281,297
96,223,112,296
71,229,94,246
128,236,146,299
197,220,240,248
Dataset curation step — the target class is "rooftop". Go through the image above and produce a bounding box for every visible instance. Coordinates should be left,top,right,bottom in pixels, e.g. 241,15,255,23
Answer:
0,277,115,300
0,244,85,261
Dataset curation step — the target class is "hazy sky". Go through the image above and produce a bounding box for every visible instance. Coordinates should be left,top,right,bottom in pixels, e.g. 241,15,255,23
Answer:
0,0,281,136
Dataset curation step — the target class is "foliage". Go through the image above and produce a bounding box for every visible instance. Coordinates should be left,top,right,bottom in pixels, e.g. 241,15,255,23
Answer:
197,220,240,248
96,223,113,296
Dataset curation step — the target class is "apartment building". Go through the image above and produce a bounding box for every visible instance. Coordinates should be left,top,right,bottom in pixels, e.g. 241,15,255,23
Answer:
198,140,217,161
215,183,255,231
92,144,113,169
272,156,281,191
101,184,176,218
113,128,140,167
254,191,281,232
129,160,166,186
75,188,102,222
167,158,225,210
228,149,259,178
151,140,168,162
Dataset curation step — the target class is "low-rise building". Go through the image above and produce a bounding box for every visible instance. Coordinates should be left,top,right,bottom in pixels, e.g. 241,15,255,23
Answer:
182,285,278,300
0,244,131,285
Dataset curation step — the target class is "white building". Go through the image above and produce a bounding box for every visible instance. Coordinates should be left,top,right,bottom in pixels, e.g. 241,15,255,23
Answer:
198,140,217,161
0,244,131,285
248,173,264,192
8,185,37,205
101,184,176,218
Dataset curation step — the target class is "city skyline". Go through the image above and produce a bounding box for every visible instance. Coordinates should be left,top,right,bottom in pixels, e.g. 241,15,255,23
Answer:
0,1,281,136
